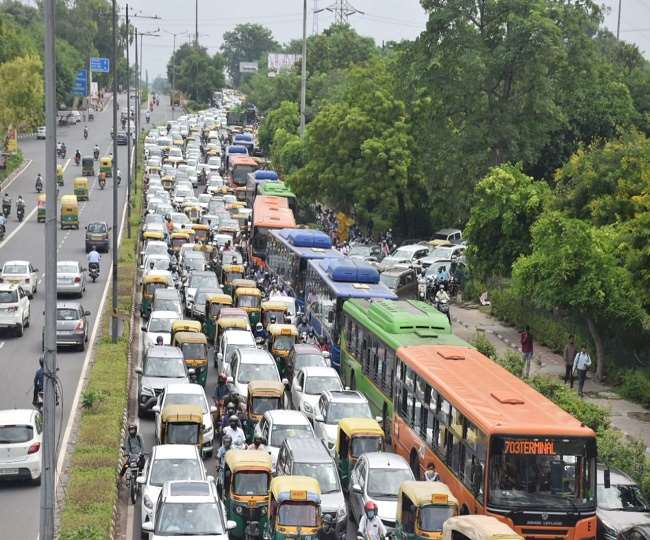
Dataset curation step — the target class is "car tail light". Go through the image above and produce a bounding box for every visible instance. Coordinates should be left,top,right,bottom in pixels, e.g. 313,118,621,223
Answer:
6,306,17,312
0,278,4,283
75,321,84,333
74,277,81,283
25,278,30,284
27,442,40,454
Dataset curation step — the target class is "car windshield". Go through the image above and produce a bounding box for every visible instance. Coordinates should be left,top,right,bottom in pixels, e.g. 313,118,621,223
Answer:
326,402,371,424
251,396,281,415
366,468,414,499
429,247,453,259
273,335,294,352
237,363,278,384
270,424,313,447
3,264,28,274
156,502,224,535
379,274,399,289
293,462,339,494
419,505,456,532
189,274,218,289
349,245,372,257
391,248,415,260
87,223,107,234
57,264,78,274
146,244,167,256
0,424,33,443
597,483,649,511
148,318,174,333
195,291,219,307
304,375,342,395
0,290,18,303
234,471,269,496
154,300,180,313
144,356,186,378
351,436,383,458
185,258,205,271
149,458,202,487
295,354,326,370
165,394,207,414
57,308,80,321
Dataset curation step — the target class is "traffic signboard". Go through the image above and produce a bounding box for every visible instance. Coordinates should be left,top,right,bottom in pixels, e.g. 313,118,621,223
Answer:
90,57,110,73
71,68,88,96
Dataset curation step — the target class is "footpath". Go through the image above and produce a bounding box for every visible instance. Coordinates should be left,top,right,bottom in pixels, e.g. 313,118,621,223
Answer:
451,303,650,452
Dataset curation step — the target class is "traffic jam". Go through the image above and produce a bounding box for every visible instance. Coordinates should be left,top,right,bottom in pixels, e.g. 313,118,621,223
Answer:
118,88,605,540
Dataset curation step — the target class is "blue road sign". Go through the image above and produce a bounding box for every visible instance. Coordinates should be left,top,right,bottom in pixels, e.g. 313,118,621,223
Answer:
90,57,110,73
72,68,88,96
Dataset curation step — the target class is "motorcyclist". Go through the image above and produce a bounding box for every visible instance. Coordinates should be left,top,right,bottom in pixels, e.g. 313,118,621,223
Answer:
358,501,387,540
119,424,145,480
2,193,12,215
213,373,231,403
145,110,151,123
222,415,246,449
87,246,101,273
247,435,266,451
16,195,25,219
32,357,44,406
60,141,66,157
83,125,88,139
253,322,267,343
74,149,81,164
317,335,329,353
35,173,43,192
216,434,232,498
221,402,238,431
435,267,450,288
434,284,450,305
116,168,121,185
0,211,7,233
93,144,100,159
305,329,318,346
297,316,309,336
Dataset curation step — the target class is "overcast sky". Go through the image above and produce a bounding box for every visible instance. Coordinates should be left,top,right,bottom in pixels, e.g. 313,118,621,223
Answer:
122,0,650,80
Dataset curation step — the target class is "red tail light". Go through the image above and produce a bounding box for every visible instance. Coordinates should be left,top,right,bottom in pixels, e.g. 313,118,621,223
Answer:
74,277,81,283
25,278,30,284
75,321,84,333
27,442,40,455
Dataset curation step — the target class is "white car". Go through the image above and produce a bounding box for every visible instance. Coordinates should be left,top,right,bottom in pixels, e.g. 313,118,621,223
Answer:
226,348,282,400
138,444,207,532
142,310,179,350
36,126,46,139
215,328,254,370
153,383,217,456
1,260,39,297
0,409,42,484
254,410,316,472
290,366,343,419
378,245,430,272
0,284,31,336
139,240,168,268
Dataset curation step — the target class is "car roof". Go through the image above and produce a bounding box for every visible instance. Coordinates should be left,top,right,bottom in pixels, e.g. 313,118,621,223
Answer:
284,437,331,463
266,409,311,425
57,302,82,309
3,260,29,266
0,409,36,424
165,383,204,395
152,444,200,460
292,343,322,354
0,283,20,291
154,288,180,299
362,452,410,469
323,390,367,403
149,310,179,319
146,345,183,358
394,245,424,253
300,366,339,377
596,465,638,486
162,480,216,502
436,228,461,235
239,349,275,364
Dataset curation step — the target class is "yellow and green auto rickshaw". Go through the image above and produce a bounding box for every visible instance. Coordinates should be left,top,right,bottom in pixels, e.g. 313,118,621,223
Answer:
81,156,94,177
261,301,289,328
234,186,247,202
335,418,384,491
394,481,459,540
223,450,272,539
56,164,64,186
157,404,204,449
442,516,523,540
214,314,250,357
170,319,202,343
170,231,192,255
221,265,245,296
100,155,112,177
265,476,322,540
37,194,46,223
245,380,285,442
266,324,298,378
140,274,170,319
60,194,79,229
142,229,165,243
183,203,202,223
203,294,233,342
161,174,175,191
234,287,262,326
73,177,89,201
172,331,209,386
192,223,210,244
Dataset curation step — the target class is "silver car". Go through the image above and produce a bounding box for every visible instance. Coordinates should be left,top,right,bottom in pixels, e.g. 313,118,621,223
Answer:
137,345,188,416
43,302,91,351
56,261,86,297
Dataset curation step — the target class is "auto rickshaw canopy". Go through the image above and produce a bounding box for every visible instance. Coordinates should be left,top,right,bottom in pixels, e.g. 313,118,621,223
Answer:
235,287,262,298
37,194,46,204
262,301,290,314
231,278,256,290
73,176,89,189
217,317,249,331
160,403,203,424
248,380,285,398
222,264,245,274
100,156,112,168
267,324,298,338
219,307,249,319
60,194,79,210
397,481,458,524
143,273,170,286
442,516,523,540
225,448,273,474
171,231,192,241
143,230,165,240
270,476,321,505
207,294,233,308
338,417,384,437
173,331,208,346
171,319,202,335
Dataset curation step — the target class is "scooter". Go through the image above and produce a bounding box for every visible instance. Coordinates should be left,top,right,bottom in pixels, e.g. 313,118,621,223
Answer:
93,149,100,160
417,276,428,301
35,178,43,193
88,262,100,282
16,205,24,222
2,204,10,219
98,175,106,190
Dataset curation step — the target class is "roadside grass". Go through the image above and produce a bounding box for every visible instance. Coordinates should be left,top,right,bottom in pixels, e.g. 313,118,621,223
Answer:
0,151,24,186
59,142,143,539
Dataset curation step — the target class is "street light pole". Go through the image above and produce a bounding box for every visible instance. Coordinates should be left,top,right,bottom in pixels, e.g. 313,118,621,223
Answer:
126,3,132,239
111,0,119,342
300,0,307,137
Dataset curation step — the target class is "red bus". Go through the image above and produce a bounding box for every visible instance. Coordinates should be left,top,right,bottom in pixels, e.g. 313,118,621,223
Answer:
250,196,295,266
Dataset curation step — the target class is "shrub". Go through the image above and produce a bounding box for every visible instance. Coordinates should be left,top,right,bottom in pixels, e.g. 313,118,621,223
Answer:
496,350,524,376
471,332,496,359
617,369,650,408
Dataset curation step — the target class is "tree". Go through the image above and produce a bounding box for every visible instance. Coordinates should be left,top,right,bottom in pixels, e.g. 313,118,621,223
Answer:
512,211,646,380
0,54,44,133
167,44,225,104
306,24,376,76
465,164,550,278
151,76,170,95
221,24,278,87
258,101,299,154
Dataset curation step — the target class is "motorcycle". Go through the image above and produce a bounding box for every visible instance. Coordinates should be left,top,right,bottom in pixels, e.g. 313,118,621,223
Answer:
34,390,43,413
57,146,66,159
417,276,428,301
122,451,142,504
16,205,24,222
88,262,100,282
436,299,451,324
93,149,100,160
74,154,80,166
0,224,5,241
35,178,43,193
98,175,106,190
2,203,10,219
83,128,88,140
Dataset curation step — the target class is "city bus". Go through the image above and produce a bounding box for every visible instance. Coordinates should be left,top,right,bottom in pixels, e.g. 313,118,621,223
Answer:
245,169,278,208
267,228,343,307
339,299,469,437
257,181,297,214
250,197,296,266
304,258,397,370
228,155,258,187
392,344,597,539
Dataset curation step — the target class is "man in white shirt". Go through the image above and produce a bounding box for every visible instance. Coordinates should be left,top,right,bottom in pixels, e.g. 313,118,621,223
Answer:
572,347,592,397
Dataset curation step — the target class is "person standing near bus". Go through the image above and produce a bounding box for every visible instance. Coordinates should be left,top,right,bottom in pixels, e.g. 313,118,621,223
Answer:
572,346,592,397
520,326,534,378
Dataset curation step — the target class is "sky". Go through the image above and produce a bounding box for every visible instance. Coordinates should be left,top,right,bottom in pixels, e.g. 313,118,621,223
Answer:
121,0,650,80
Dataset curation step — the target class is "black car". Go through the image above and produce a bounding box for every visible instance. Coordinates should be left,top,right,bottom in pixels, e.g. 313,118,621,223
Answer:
115,130,128,145
85,221,111,253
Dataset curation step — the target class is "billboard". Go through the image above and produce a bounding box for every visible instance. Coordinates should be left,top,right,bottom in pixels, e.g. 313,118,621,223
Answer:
239,61,259,74
267,53,301,77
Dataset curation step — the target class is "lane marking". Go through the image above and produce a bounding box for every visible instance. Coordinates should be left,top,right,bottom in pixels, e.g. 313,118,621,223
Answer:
0,342,4,350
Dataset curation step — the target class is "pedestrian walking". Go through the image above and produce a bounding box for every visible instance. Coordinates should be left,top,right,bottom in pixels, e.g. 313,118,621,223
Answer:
563,335,577,387
572,346,592,397
520,326,534,378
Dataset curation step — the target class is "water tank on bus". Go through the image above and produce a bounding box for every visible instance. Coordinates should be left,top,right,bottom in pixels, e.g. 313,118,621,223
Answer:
324,259,380,284
227,145,248,155
254,170,279,181
284,229,332,249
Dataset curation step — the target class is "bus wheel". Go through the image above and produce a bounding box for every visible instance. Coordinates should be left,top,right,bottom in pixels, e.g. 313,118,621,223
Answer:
409,449,420,480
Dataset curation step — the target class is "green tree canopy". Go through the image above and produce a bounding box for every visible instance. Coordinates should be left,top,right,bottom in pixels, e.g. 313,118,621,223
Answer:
221,23,278,87
0,54,44,133
167,44,225,104
465,164,550,278
257,100,300,154
305,23,376,76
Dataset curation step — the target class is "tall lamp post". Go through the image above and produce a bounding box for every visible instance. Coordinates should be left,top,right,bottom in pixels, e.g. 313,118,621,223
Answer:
163,30,190,120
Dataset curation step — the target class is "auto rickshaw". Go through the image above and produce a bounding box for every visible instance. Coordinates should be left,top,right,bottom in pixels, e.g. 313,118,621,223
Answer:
335,418,384,490
265,476,321,540
234,186,247,202
60,194,79,229
170,319,202,342
142,229,165,243
223,450,272,539
157,404,204,450
230,278,256,298
81,156,94,177
170,231,191,255
266,324,298,377
37,194,46,223
221,265,245,296
192,223,210,244
56,164,64,186
394,481,459,540
161,175,175,191
100,155,112,177
234,287,262,326
442,516,523,540
261,301,289,327
214,315,250,358
172,331,209,386
73,177,89,201
227,201,246,215
183,203,202,223
140,274,171,318
245,381,285,441
203,294,233,342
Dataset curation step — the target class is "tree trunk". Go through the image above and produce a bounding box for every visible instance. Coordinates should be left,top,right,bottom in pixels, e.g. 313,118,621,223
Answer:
585,317,605,382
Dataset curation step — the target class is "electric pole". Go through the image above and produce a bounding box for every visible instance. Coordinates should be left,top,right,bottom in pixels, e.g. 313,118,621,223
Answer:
319,0,363,24
111,0,119,343
40,0,57,534
616,0,622,39
126,3,132,239
164,30,189,120
300,0,307,137
313,0,319,34
195,0,199,47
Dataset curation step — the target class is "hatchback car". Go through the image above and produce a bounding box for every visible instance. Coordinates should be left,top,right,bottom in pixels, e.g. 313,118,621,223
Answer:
36,126,46,139
56,260,86,297
0,409,42,484
0,284,30,336
379,267,417,298
349,452,415,530
137,345,189,416
138,445,207,532
152,288,183,320
254,409,316,471
84,221,111,253
286,343,329,382
1,260,39,297
47,302,90,351
290,366,343,419
226,348,282,400
143,310,179,351
184,271,220,315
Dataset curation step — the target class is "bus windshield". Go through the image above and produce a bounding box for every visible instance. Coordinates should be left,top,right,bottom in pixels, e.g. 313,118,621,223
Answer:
489,436,596,510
